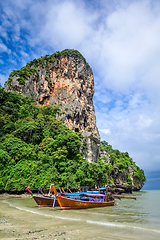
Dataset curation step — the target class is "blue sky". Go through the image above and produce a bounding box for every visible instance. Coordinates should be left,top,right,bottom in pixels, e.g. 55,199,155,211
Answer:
1,0,160,190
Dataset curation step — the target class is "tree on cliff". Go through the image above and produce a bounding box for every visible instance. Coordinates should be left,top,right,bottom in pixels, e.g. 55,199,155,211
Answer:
0,88,146,191
100,141,146,188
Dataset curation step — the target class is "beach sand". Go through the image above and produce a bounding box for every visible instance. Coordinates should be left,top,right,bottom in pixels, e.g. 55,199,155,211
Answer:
0,194,90,240
1,193,158,240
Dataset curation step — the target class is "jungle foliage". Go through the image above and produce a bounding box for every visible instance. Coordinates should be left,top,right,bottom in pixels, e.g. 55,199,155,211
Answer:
0,88,146,192
100,141,146,185
0,88,114,191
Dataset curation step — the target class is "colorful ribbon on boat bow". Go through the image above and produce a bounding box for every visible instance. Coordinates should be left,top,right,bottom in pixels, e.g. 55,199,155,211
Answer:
25,186,32,194
31,194,34,200
25,186,34,200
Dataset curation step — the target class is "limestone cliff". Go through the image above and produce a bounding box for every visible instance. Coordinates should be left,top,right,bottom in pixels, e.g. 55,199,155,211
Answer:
5,49,100,162
109,165,143,193
5,49,145,191
5,50,98,136
99,142,145,193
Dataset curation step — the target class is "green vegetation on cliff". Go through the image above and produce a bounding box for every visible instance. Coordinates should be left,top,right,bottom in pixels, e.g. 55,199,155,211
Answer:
0,88,112,191
0,88,146,191
100,141,146,186
6,49,90,86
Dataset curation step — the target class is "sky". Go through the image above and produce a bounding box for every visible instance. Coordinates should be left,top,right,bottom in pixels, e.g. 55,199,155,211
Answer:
0,0,160,190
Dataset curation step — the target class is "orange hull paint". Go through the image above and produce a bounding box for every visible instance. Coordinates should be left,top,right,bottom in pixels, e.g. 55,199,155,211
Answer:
57,196,115,210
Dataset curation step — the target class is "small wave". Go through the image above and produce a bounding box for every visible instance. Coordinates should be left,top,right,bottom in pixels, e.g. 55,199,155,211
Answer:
3,200,80,221
132,225,160,233
4,200,160,234
87,220,125,228
55,216,80,221
87,220,160,234
76,210,119,217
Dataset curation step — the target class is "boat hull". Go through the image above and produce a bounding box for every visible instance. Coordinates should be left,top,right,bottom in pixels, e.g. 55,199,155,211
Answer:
57,196,115,210
33,195,59,207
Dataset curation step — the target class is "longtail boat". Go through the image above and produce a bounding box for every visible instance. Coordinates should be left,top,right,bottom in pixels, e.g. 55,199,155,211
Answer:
51,184,115,210
25,186,59,207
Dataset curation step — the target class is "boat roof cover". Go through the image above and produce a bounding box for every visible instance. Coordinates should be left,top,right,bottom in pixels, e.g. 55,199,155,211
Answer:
97,187,108,190
62,192,82,196
80,193,106,197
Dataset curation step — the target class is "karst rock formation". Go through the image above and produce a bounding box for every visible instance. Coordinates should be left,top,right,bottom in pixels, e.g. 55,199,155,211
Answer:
4,49,145,192
5,49,100,163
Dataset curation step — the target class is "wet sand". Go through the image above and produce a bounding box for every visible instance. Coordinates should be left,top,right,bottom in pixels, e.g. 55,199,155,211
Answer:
0,194,87,240
1,193,157,240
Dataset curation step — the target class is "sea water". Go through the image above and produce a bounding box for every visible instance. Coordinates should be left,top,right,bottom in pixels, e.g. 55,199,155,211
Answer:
5,190,160,240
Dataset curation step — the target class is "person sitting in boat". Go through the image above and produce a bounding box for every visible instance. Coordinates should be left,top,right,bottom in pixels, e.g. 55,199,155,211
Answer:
104,192,114,202
107,192,114,201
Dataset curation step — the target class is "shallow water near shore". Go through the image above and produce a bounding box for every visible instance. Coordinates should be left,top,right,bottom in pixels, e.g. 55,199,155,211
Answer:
1,190,160,239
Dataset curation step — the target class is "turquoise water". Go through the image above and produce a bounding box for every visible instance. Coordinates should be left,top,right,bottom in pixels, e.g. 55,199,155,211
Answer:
5,190,160,239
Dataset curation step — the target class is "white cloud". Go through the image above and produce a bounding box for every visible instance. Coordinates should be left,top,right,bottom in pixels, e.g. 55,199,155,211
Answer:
136,115,153,129
0,73,8,86
99,129,111,135
93,1,160,95
0,42,11,54
39,1,97,50
89,1,160,175
95,92,160,172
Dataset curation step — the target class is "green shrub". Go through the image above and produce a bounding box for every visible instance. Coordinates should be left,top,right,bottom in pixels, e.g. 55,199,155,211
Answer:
0,88,146,191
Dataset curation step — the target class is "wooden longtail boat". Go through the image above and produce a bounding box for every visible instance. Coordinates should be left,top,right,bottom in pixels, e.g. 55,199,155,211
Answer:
56,195,115,210
51,184,115,210
25,186,59,207
31,195,59,207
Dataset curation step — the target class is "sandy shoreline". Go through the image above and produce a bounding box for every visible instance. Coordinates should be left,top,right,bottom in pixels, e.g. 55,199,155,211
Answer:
1,192,158,240
0,193,143,240
0,194,89,240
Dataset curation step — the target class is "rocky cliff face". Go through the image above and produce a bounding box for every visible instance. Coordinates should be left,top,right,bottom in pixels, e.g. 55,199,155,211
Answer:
5,49,145,191
5,49,100,162
5,50,98,135
109,165,142,193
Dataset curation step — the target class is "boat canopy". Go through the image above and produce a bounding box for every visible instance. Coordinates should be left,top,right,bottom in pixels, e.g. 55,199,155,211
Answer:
97,187,108,190
62,192,82,196
80,193,106,197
